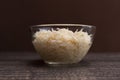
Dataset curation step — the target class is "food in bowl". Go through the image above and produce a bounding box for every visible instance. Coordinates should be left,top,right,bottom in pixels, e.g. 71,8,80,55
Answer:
31,24,95,64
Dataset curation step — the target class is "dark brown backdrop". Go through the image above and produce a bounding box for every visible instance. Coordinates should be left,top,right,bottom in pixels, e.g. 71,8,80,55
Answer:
0,0,120,52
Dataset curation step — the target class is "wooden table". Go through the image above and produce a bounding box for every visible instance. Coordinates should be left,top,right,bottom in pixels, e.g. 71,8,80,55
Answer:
0,52,120,80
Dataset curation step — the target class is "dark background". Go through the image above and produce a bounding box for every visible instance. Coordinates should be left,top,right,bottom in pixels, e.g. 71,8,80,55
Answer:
0,0,120,52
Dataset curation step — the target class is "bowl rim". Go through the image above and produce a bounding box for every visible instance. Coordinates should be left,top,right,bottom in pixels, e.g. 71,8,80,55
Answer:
31,24,96,28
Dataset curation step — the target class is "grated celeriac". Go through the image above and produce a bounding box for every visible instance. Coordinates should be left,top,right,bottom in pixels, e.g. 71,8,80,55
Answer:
33,28,92,64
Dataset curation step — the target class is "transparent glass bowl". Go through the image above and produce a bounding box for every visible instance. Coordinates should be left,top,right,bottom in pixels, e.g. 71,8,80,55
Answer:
31,24,96,64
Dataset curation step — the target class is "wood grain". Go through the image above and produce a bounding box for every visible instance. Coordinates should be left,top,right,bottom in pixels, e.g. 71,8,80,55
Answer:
0,52,120,80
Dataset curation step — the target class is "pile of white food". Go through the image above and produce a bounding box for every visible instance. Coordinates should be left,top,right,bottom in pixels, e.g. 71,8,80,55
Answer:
33,28,92,63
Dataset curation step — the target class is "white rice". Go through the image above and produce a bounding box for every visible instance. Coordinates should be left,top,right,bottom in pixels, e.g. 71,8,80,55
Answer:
33,28,92,63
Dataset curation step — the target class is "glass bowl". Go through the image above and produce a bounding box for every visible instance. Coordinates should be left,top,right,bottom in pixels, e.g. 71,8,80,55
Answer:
31,24,96,64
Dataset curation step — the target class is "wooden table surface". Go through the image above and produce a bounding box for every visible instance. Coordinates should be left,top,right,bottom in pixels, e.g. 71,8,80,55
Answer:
0,52,120,80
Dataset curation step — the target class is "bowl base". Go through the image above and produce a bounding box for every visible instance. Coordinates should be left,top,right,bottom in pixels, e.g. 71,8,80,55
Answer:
44,61,79,65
